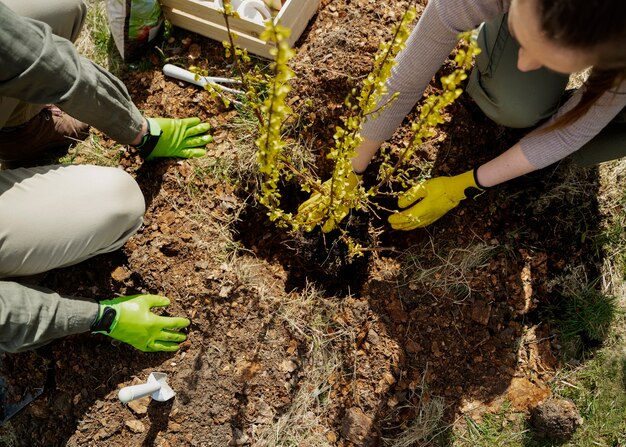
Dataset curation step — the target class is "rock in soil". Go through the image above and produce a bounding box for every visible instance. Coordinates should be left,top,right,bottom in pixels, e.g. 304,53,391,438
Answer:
529,399,583,441
341,407,377,446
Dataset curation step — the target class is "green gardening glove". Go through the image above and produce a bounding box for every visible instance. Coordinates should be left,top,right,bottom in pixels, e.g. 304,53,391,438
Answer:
91,294,190,352
388,169,483,230
296,171,361,233
137,117,213,160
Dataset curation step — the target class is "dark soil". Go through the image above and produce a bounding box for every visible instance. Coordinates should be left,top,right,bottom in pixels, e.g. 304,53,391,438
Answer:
0,0,605,446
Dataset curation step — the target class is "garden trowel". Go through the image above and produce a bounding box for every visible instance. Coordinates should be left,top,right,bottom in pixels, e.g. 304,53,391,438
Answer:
118,372,175,403
163,64,244,94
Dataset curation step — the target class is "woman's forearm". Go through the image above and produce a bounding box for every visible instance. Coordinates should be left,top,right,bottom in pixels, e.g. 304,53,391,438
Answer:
475,142,537,187
351,138,384,173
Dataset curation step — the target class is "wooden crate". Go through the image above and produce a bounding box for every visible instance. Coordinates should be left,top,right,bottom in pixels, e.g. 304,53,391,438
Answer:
160,0,320,59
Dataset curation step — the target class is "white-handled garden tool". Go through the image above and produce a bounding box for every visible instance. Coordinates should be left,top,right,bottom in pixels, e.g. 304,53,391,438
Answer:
163,64,244,95
118,372,175,403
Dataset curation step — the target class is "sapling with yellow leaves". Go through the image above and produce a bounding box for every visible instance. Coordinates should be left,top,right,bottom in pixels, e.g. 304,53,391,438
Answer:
293,7,418,235
254,9,480,247
201,4,480,254
255,23,297,224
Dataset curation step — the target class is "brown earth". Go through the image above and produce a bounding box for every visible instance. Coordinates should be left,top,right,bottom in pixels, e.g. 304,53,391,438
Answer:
0,0,604,446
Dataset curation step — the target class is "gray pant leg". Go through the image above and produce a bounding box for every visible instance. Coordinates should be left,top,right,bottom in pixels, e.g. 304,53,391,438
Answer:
2,0,87,42
0,165,145,277
466,13,569,128
0,0,88,127
568,109,626,166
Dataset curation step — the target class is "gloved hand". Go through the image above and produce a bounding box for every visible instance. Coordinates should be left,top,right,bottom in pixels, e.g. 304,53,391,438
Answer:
138,117,213,160
388,169,483,230
297,171,361,233
91,294,190,352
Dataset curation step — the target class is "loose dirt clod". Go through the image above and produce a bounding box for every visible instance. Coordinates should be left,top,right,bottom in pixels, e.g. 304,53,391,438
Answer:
529,399,583,441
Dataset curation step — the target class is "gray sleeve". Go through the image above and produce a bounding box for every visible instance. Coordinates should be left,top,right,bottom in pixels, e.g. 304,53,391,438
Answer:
361,0,505,141
0,281,97,353
0,2,144,144
520,83,626,168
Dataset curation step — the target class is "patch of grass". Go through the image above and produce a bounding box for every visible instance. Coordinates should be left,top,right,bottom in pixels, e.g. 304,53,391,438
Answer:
450,369,626,447
76,0,122,73
544,159,626,446
547,164,626,446
596,160,626,274
0,423,19,447
596,219,626,272
448,154,626,447
550,348,626,447
55,0,126,166
453,402,529,447
57,133,124,167
214,112,263,184
529,162,600,240
546,281,618,359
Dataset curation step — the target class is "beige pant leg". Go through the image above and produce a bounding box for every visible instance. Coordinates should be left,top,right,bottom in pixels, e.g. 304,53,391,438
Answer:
0,165,145,277
0,0,88,127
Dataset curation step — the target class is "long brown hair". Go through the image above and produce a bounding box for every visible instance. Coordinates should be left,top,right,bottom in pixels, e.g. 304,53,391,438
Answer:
536,0,626,128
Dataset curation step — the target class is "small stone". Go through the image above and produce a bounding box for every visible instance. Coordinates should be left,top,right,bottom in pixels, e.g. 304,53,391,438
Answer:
111,266,131,282
382,372,396,385
188,43,201,59
470,299,492,325
125,419,146,433
280,359,297,373
341,407,374,445
127,396,150,415
95,428,113,440
29,400,50,418
366,329,380,345
195,261,209,271
168,421,182,432
387,395,400,408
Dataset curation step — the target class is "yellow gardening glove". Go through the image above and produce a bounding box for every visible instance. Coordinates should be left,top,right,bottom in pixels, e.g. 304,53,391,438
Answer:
388,169,483,230
297,171,361,233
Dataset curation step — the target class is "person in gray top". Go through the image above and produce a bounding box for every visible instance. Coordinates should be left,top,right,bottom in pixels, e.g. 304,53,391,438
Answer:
0,0,212,353
309,0,626,231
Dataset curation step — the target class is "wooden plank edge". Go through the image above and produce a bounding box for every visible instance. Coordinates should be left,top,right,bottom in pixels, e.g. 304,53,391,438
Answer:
164,8,274,58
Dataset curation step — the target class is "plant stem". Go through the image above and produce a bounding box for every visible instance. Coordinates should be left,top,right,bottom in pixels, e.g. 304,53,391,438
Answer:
221,3,265,126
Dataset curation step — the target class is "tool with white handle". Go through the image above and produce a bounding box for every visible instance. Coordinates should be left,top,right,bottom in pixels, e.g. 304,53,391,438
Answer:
118,372,175,403
163,64,244,94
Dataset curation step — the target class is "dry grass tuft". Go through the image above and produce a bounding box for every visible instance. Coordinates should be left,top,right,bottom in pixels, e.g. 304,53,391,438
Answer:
383,383,447,447
400,236,502,301
253,283,346,446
